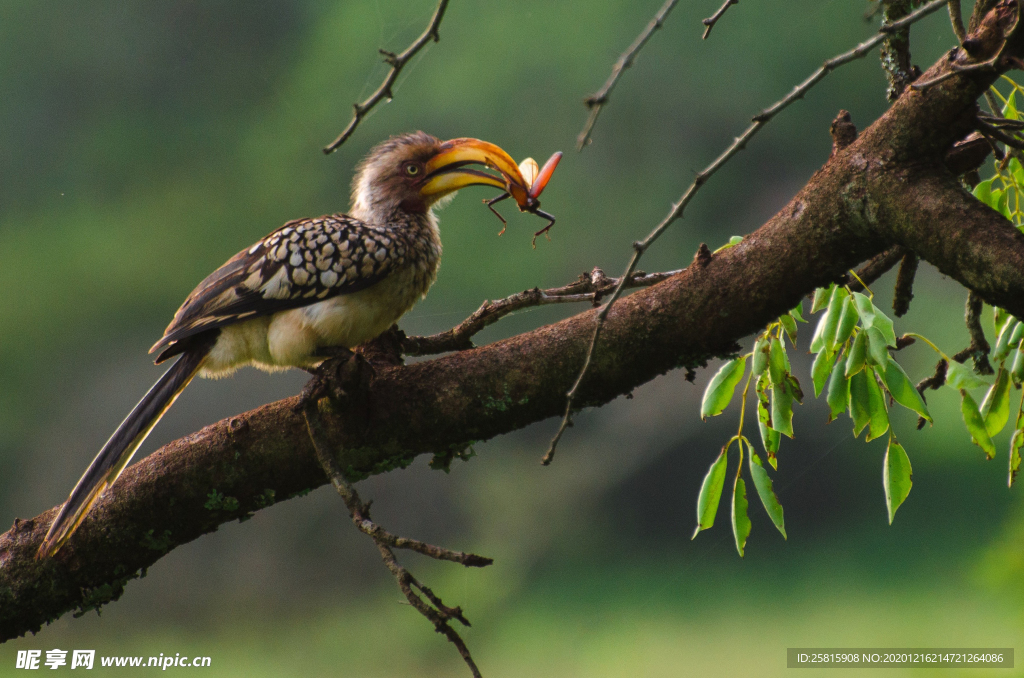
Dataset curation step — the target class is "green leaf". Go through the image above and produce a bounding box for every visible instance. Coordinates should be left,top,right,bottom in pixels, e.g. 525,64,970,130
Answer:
811,285,833,314
1010,321,1024,351
780,313,798,345
998,189,1011,220
992,318,1020,364
849,369,871,437
946,360,990,390
883,357,932,422
693,448,729,537
865,326,889,366
749,447,786,539
870,304,897,347
961,390,997,459
768,337,790,386
980,368,1012,437
995,306,1011,337
851,292,875,327
990,187,1005,214
701,356,747,419
732,476,751,557
827,359,850,423
1010,429,1023,488
973,178,994,207
1004,89,1019,119
813,287,846,354
851,293,896,347
845,330,867,377
756,398,780,465
1013,346,1024,387
884,437,913,524
787,374,804,403
833,295,859,348
811,347,838,398
1013,157,1024,187
751,335,770,376
863,367,889,442
790,301,805,323
771,381,795,438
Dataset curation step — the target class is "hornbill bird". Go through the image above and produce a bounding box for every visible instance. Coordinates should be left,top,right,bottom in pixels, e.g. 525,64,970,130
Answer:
38,132,541,558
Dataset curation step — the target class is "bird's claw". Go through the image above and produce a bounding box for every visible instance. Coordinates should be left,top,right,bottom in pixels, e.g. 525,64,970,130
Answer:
294,348,375,414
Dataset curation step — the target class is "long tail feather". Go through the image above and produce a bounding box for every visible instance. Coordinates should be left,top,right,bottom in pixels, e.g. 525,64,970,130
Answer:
37,345,211,558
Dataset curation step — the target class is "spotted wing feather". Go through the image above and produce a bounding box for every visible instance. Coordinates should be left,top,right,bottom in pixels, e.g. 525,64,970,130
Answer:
151,214,409,361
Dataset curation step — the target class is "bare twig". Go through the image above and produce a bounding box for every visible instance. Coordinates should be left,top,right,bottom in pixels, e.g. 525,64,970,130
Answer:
402,267,682,356
978,113,1024,128
950,0,967,42
955,290,995,373
302,399,489,677
543,0,951,465
916,358,948,429
576,0,680,151
977,117,1024,149
911,54,1003,90
702,0,738,39
323,0,450,154
914,292,996,428
892,251,919,317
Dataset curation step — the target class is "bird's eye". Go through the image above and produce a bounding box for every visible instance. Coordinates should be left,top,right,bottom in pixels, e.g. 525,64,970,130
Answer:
405,163,420,176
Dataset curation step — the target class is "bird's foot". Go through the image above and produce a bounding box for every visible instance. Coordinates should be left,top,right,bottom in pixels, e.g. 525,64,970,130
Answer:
294,347,373,413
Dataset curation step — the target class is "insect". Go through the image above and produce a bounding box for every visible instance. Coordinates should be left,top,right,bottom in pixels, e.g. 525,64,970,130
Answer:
484,151,563,247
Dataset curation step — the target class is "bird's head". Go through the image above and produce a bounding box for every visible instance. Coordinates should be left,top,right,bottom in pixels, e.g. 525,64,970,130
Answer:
350,131,525,223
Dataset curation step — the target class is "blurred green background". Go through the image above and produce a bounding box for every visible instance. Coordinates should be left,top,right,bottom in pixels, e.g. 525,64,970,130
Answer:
3,1,1024,675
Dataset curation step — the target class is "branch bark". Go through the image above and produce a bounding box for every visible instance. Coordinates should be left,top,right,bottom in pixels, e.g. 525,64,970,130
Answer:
3,0,1024,644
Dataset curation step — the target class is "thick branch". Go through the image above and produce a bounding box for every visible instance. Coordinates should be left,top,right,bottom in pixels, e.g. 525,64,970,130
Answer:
4,0,1024,643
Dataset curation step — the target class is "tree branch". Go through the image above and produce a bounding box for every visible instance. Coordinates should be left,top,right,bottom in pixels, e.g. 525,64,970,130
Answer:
546,0,953,464
322,0,450,154
401,267,682,356
702,0,739,39
3,0,1024,648
303,398,486,677
576,0,680,150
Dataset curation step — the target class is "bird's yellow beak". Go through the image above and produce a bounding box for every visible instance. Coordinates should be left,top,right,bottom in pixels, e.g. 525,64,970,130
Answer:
421,138,529,202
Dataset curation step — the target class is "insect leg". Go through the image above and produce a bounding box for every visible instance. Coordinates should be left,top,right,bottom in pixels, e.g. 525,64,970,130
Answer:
484,192,512,236
530,208,556,249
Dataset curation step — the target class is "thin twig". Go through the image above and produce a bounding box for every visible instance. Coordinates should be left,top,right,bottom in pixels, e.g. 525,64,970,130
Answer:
977,118,1024,149
323,0,450,154
702,0,738,39
576,0,680,151
911,54,1003,90
402,267,682,356
978,113,1024,129
543,0,951,465
302,401,488,677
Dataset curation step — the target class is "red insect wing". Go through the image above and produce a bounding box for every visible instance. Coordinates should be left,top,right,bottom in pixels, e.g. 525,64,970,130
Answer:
528,151,563,199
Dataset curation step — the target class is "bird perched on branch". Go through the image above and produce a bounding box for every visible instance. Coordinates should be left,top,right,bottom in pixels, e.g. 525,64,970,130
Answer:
38,132,533,558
